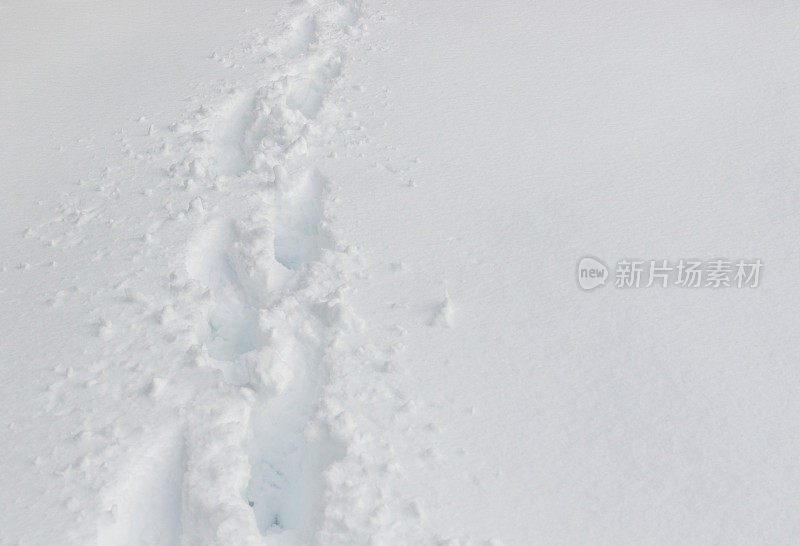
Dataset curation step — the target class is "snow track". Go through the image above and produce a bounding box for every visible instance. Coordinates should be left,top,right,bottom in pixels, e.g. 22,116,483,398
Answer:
28,1,419,543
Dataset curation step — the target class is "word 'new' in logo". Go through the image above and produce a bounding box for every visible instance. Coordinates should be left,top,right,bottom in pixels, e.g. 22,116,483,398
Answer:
577,256,608,290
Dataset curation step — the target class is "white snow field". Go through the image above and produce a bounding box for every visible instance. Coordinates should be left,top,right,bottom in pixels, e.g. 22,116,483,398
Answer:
3,0,800,544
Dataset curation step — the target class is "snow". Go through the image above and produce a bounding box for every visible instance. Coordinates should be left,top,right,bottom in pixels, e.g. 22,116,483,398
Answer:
3,0,800,544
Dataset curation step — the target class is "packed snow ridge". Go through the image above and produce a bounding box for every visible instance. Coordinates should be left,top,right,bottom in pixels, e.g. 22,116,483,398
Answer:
33,1,425,544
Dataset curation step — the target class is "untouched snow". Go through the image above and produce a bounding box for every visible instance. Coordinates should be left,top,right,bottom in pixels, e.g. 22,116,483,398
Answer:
4,0,800,544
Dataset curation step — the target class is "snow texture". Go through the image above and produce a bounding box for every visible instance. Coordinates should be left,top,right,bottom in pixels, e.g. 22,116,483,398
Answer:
4,0,800,544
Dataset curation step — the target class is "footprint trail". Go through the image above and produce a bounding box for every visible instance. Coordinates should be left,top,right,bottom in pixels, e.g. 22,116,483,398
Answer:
38,1,428,543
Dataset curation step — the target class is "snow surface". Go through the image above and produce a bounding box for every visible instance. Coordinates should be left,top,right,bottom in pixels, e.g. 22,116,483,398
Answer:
3,0,800,544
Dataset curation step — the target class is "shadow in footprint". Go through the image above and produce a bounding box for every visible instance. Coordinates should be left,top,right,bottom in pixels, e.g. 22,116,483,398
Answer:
186,218,266,361
246,390,346,538
274,169,331,270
